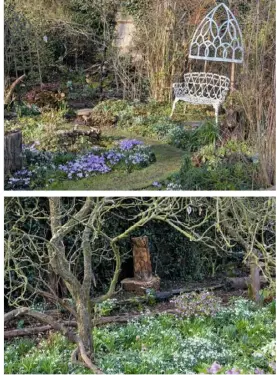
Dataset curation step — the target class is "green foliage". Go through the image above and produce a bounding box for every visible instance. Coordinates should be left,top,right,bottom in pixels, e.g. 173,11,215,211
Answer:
67,84,98,101
6,110,101,153
177,141,259,190
171,291,222,318
5,299,275,374
92,100,262,190
122,0,151,18
94,299,118,317
93,100,132,116
17,319,25,329
178,162,258,190
4,98,265,190
168,121,218,152
14,103,41,117
4,333,91,374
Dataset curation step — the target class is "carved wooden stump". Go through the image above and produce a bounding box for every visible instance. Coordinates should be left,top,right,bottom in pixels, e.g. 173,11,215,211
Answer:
4,130,23,177
121,236,160,295
132,236,152,280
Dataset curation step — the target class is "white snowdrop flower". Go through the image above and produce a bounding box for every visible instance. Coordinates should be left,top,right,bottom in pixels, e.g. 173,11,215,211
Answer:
43,35,48,43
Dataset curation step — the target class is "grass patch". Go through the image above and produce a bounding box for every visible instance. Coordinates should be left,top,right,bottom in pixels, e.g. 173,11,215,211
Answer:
48,136,184,190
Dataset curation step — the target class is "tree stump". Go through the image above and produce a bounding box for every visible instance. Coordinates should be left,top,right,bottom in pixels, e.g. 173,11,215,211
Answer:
132,236,152,280
226,276,267,291
249,259,261,303
4,130,23,177
121,236,160,295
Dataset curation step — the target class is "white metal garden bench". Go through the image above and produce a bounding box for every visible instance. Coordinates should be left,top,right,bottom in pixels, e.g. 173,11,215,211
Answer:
171,73,230,125
171,3,243,125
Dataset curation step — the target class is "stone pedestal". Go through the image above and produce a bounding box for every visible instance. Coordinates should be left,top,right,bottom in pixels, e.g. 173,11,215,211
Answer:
121,236,160,295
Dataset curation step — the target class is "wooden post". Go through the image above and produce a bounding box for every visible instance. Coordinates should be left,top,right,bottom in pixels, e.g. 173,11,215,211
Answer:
230,62,235,92
131,236,152,281
249,257,261,303
4,130,23,177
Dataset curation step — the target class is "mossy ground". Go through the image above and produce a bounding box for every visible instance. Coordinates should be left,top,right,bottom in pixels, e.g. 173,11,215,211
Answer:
48,130,184,190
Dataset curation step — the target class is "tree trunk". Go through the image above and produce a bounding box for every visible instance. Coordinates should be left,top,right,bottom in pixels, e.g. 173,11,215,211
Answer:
226,276,267,291
76,298,93,357
249,259,261,303
4,130,23,177
132,236,152,280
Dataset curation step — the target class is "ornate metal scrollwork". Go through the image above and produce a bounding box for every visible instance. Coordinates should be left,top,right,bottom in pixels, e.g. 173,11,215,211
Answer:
189,3,243,63
171,73,230,125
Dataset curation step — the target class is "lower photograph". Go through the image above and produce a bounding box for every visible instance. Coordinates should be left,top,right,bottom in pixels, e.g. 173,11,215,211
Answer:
4,197,276,375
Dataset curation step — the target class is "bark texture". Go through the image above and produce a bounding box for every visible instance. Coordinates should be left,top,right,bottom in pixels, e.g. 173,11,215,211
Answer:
132,236,152,280
249,259,261,303
4,131,23,177
226,276,267,290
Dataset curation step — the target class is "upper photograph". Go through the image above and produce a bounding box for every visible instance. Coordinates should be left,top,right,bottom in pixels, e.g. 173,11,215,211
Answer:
4,0,276,191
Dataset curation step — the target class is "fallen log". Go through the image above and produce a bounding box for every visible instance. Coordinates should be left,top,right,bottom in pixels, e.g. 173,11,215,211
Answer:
4,309,180,339
5,325,53,338
113,283,225,305
4,308,103,373
4,307,29,323
58,128,101,142
4,74,26,106
226,276,268,290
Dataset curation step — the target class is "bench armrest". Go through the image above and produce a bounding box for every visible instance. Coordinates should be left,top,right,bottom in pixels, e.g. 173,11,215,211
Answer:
172,82,188,96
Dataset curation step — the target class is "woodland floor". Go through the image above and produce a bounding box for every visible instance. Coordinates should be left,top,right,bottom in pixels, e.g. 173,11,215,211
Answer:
5,95,266,191
4,287,276,374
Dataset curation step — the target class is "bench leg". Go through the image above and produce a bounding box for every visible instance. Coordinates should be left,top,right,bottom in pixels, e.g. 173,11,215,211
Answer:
183,103,187,115
213,104,219,126
170,98,179,118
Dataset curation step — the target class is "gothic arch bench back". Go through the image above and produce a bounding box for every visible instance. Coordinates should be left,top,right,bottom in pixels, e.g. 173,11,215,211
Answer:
171,3,243,125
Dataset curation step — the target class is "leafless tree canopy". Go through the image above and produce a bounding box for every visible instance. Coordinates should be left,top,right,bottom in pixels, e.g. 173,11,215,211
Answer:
4,197,275,371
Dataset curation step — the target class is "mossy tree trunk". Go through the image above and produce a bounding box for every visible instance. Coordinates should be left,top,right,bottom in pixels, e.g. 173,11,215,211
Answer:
48,197,95,357
46,198,158,366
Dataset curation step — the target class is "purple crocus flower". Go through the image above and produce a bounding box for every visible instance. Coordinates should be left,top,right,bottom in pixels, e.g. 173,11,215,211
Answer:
254,369,264,374
152,181,162,188
225,369,241,374
105,150,124,165
207,362,222,374
58,152,111,179
119,139,143,151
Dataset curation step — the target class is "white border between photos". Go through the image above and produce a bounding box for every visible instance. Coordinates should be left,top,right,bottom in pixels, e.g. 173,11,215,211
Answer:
2,190,277,197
